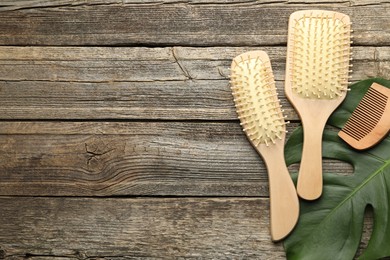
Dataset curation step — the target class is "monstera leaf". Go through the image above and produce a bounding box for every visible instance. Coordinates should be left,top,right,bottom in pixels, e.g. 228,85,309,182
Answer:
283,78,390,260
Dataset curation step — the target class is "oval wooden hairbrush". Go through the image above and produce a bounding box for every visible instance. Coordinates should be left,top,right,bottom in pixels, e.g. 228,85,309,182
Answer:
285,10,353,200
231,51,299,241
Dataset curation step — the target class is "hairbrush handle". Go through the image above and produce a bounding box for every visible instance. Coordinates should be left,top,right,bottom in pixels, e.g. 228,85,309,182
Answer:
259,141,299,241
297,116,327,200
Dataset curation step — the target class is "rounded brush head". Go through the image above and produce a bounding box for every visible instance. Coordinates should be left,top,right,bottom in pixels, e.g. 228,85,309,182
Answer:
288,10,353,99
230,51,287,147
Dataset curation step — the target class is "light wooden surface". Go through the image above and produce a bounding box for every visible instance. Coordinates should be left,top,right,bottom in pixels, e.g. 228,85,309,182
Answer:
0,0,389,259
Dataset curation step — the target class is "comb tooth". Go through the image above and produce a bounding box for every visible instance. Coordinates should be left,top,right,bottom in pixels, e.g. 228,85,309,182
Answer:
341,85,389,142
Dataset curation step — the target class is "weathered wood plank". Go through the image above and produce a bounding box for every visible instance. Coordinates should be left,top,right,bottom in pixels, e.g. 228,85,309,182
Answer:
0,121,353,197
0,46,388,81
0,1,389,46
0,46,389,120
1,0,388,11
0,197,285,259
0,197,375,259
0,80,238,120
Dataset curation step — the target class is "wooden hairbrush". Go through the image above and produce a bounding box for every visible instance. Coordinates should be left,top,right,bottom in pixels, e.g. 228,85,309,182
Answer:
339,82,390,150
285,10,353,200
231,51,299,241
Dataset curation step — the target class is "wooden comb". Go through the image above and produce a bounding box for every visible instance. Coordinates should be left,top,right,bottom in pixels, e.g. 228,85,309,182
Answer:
231,51,299,241
285,10,353,200
339,82,390,150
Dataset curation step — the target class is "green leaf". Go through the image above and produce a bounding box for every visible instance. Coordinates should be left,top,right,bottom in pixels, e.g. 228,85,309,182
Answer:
283,78,390,260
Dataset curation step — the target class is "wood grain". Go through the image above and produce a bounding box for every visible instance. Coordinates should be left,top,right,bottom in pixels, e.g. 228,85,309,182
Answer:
0,197,285,259
0,197,376,259
0,1,387,258
0,1,389,46
0,121,353,197
0,46,389,120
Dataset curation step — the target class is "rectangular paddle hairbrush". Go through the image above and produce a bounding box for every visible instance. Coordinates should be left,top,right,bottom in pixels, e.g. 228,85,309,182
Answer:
231,51,299,241
285,10,353,200
339,82,390,150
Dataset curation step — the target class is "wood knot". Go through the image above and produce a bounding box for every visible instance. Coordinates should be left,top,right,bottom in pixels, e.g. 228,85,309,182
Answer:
0,247,6,259
84,140,116,170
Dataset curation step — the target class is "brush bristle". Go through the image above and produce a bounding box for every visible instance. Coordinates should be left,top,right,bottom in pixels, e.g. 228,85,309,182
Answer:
289,11,352,99
341,86,388,141
230,52,287,147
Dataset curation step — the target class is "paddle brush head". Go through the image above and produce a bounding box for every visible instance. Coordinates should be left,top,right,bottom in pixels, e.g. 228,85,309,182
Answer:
287,10,353,99
230,51,287,148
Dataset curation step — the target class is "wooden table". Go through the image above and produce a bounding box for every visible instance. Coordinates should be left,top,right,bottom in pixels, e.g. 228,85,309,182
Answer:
0,1,389,258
